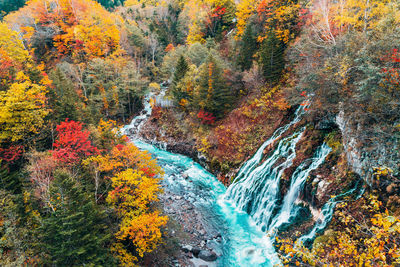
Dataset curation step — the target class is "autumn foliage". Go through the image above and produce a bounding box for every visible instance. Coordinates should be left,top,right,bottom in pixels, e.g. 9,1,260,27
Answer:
52,119,99,164
6,0,122,63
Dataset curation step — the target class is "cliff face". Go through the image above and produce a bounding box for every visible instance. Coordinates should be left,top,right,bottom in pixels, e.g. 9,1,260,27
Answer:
336,105,400,185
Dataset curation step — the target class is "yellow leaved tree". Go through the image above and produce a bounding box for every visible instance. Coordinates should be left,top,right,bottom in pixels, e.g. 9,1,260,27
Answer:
0,72,48,143
0,22,49,145
84,140,167,265
107,169,168,263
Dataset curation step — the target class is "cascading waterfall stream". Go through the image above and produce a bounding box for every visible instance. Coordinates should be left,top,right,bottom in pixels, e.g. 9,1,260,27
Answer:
268,144,332,233
234,106,306,183
225,130,304,231
297,181,365,246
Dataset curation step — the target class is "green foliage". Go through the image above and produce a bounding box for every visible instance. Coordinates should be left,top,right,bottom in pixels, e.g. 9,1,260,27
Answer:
237,23,257,71
0,0,25,19
195,54,234,119
259,32,285,82
0,168,22,194
171,55,189,104
187,42,209,67
0,190,41,266
126,23,146,50
48,67,80,122
149,4,185,47
95,0,124,9
82,58,147,123
39,171,114,266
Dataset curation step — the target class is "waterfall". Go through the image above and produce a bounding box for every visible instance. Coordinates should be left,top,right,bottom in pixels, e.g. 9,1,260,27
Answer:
268,144,332,233
224,104,350,250
297,181,364,246
225,130,304,230
234,106,306,183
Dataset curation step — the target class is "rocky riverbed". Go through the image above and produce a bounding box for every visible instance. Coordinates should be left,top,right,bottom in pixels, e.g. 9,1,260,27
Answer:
158,187,222,267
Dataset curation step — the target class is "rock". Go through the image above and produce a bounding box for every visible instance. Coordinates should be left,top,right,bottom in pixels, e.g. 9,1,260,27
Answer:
200,240,206,247
181,245,193,253
245,248,255,256
175,196,182,200
198,250,217,262
386,183,397,194
317,180,331,200
192,247,201,258
182,173,189,179
199,229,206,236
316,114,336,130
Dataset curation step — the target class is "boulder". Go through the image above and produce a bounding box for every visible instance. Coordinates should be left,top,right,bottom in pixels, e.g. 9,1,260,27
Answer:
181,245,193,253
198,250,217,262
192,247,201,258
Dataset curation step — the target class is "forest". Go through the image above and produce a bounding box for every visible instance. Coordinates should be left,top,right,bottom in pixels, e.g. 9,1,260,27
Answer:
0,0,399,266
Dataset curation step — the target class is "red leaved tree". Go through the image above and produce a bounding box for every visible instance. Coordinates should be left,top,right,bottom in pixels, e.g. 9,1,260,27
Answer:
52,119,98,164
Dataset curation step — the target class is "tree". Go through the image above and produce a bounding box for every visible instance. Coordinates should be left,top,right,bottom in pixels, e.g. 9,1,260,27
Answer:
52,119,99,165
149,3,184,47
39,171,114,266
83,57,147,123
259,32,285,82
0,0,26,19
171,55,189,104
187,42,209,67
5,0,122,64
0,72,48,143
95,0,124,9
237,23,258,70
195,54,234,119
48,68,81,122
235,0,260,38
84,140,166,264
107,169,167,264
256,0,301,44
333,0,400,32
0,190,41,266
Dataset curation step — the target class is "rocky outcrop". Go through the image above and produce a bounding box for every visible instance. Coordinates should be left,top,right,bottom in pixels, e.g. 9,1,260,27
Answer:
336,105,400,184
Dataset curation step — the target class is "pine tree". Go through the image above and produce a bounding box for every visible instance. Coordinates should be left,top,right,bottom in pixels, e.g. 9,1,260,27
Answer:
171,55,189,104
237,24,257,71
39,172,114,266
195,54,234,119
48,68,80,123
0,0,26,19
0,168,22,194
259,32,286,82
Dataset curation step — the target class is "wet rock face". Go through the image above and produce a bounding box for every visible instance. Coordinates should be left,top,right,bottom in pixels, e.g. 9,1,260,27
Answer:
336,106,400,184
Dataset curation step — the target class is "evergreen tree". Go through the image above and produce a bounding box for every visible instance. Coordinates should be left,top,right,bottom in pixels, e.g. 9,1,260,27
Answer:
0,168,22,194
0,190,41,266
195,54,234,119
0,0,25,19
48,68,80,123
259,32,286,82
171,55,189,104
237,24,257,71
39,172,114,266
95,0,124,9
